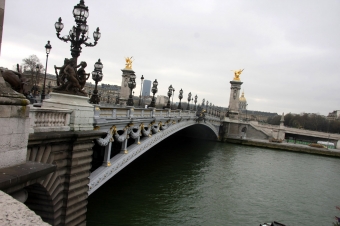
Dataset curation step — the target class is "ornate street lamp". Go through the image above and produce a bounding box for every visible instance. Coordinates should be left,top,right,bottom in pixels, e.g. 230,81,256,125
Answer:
210,103,212,114
54,0,101,65
41,41,52,100
127,73,136,106
138,75,144,107
166,85,173,108
186,92,192,110
89,59,104,104
149,79,158,108
194,95,198,111
177,88,183,110
171,87,175,109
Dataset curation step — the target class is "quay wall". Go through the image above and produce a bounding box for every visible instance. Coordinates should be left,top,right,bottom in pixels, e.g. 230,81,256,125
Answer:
223,138,340,158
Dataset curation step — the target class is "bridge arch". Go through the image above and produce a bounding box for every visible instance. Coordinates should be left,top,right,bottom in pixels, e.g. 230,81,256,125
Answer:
89,120,218,195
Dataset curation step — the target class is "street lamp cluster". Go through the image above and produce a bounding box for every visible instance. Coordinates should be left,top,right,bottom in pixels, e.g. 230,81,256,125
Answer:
54,0,101,64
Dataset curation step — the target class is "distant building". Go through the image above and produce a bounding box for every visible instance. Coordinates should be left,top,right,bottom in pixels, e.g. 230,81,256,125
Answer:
327,110,340,120
142,80,151,97
156,95,169,105
239,91,247,110
237,91,277,121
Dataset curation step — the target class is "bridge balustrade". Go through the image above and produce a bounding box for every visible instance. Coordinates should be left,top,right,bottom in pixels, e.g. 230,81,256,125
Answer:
29,107,72,133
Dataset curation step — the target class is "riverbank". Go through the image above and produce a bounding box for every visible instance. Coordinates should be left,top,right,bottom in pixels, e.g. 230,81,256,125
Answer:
224,138,340,158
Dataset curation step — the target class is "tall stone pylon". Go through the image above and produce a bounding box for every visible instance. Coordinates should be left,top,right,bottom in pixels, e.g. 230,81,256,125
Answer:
119,57,135,105
228,69,244,120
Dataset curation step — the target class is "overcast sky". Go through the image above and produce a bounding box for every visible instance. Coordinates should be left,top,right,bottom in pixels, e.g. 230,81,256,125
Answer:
1,0,339,115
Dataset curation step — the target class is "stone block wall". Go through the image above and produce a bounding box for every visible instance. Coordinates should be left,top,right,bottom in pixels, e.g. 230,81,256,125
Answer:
246,125,269,140
0,72,30,169
22,130,104,225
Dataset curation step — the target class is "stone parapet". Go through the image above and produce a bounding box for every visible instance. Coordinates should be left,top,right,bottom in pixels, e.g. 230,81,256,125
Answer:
42,92,94,131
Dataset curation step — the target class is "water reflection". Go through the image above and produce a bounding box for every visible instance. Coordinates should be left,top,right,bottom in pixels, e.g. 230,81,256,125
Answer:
87,136,340,225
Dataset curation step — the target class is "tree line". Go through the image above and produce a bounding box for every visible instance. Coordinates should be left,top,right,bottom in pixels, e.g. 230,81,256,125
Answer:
267,113,340,134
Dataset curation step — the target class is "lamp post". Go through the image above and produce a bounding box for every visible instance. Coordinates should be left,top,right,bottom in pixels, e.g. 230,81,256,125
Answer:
149,79,158,108
186,92,192,110
194,95,197,111
88,90,91,98
171,87,175,109
89,59,104,104
177,88,183,110
138,75,144,107
41,41,52,101
33,65,39,97
166,85,173,109
54,0,101,65
210,103,212,114
127,73,136,106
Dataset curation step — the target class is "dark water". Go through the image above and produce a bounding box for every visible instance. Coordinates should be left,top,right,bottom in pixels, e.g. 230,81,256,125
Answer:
87,136,340,226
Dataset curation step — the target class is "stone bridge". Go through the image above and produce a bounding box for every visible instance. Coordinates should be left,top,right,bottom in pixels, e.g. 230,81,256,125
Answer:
1,74,339,225
88,106,221,195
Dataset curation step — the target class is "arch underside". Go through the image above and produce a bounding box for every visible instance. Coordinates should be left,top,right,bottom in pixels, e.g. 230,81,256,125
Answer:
88,120,218,195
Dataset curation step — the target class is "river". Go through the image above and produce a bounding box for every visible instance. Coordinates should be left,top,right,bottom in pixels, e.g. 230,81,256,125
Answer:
87,136,340,226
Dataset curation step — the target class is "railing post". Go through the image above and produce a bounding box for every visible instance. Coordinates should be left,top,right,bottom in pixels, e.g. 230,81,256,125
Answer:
128,107,134,119
103,142,112,167
121,139,128,154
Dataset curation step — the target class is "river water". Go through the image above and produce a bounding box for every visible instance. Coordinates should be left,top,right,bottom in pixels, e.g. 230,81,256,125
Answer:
87,136,340,226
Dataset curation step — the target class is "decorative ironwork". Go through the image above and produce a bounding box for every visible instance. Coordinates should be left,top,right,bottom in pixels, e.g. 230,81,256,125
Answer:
166,85,173,108
138,75,144,107
177,88,183,110
149,79,158,108
194,94,197,111
41,41,52,100
54,0,101,65
186,92,192,110
127,73,136,106
89,59,104,104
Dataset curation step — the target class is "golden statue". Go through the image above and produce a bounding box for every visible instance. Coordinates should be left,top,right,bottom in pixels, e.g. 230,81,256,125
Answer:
125,57,133,70
231,69,244,81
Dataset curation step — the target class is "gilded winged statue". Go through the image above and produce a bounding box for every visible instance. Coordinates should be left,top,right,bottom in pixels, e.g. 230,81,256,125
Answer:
231,69,244,81
125,57,133,70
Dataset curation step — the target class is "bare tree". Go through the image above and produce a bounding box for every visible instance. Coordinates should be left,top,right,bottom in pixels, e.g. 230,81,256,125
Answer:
22,55,44,87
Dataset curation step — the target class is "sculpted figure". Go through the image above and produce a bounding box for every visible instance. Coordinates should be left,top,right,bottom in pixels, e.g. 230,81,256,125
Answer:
1,64,29,94
53,58,86,96
54,58,70,86
231,69,244,81
125,57,133,70
76,61,90,90
64,59,82,92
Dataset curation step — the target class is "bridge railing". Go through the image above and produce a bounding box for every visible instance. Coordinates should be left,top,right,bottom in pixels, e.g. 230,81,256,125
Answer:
29,107,72,134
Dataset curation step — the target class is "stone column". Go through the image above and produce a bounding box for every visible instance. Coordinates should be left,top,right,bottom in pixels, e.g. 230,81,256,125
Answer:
0,71,30,168
228,80,243,120
119,69,135,105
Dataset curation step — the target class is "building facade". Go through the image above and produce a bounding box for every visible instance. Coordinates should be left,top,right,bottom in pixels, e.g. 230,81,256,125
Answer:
142,80,151,97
